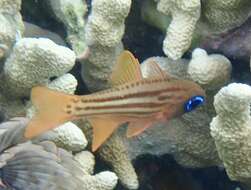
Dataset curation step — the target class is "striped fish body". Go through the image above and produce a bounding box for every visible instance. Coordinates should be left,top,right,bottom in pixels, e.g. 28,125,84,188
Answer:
70,77,201,121
24,51,205,151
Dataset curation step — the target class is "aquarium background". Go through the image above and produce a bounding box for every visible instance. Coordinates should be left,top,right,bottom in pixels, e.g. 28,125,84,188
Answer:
0,0,250,189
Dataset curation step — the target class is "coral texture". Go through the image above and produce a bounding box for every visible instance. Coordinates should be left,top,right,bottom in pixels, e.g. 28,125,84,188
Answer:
81,0,131,91
74,151,95,175
0,0,23,60
85,0,131,47
127,49,232,168
34,122,88,152
188,48,232,90
81,44,123,91
44,0,88,55
210,83,251,185
97,131,139,189
2,38,75,97
0,37,76,118
157,0,201,60
145,0,251,60
202,0,251,32
78,120,139,190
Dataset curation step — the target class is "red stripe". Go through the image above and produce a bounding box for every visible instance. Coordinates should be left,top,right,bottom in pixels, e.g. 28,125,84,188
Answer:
76,102,167,111
81,86,185,103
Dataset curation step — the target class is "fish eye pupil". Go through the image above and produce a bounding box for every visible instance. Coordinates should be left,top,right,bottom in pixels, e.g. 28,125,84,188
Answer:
184,96,204,112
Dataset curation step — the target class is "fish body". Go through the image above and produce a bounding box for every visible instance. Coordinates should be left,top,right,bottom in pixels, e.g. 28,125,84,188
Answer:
24,51,205,151
69,76,203,122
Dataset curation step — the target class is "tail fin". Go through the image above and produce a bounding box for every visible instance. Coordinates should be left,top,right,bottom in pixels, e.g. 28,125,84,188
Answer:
24,86,76,139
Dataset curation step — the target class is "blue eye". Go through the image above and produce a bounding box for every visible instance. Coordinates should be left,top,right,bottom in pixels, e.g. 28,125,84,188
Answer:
184,96,205,112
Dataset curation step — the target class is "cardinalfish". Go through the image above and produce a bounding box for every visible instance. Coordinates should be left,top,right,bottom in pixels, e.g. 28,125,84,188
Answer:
24,51,206,151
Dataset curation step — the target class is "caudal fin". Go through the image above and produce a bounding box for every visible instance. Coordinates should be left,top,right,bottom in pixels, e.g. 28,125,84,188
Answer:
24,86,76,139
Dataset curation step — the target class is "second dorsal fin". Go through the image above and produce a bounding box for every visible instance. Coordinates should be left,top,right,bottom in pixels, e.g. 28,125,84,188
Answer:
144,59,171,79
110,50,143,86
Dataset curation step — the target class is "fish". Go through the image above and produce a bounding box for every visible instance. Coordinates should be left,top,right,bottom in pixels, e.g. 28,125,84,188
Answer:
24,50,206,151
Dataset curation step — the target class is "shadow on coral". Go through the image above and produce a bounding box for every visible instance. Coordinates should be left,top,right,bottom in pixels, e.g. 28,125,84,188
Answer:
122,0,165,62
115,154,243,190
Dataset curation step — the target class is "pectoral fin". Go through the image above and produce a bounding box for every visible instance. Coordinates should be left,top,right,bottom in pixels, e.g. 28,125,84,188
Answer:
88,117,125,152
126,120,153,138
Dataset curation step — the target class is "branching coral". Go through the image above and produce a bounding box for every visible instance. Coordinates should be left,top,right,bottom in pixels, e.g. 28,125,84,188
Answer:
44,0,88,55
127,49,232,168
143,0,251,60
74,151,95,175
78,120,139,190
210,83,251,186
188,48,232,90
85,0,131,47
157,0,201,60
81,44,123,91
0,37,76,118
2,38,75,97
81,0,131,91
97,131,139,189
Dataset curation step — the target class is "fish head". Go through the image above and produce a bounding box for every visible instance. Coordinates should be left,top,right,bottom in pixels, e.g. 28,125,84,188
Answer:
160,80,206,121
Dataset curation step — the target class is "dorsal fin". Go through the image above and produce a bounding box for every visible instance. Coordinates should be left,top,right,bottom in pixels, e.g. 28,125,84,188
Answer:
145,59,171,79
110,50,143,86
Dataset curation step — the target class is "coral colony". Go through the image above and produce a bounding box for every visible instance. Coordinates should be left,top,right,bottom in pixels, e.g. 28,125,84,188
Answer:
0,0,251,189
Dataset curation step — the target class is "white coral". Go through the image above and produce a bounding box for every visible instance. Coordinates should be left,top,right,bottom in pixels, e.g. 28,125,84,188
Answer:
48,73,78,94
210,83,251,183
81,171,118,190
97,132,139,189
85,0,131,47
44,0,87,55
0,0,23,60
1,38,76,97
81,0,131,91
78,120,139,190
81,43,123,91
188,48,232,90
35,122,88,152
157,0,201,60
0,0,21,14
74,151,95,175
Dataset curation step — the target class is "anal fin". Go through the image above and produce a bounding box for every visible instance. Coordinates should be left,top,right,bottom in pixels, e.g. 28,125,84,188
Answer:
88,117,126,152
126,120,153,138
